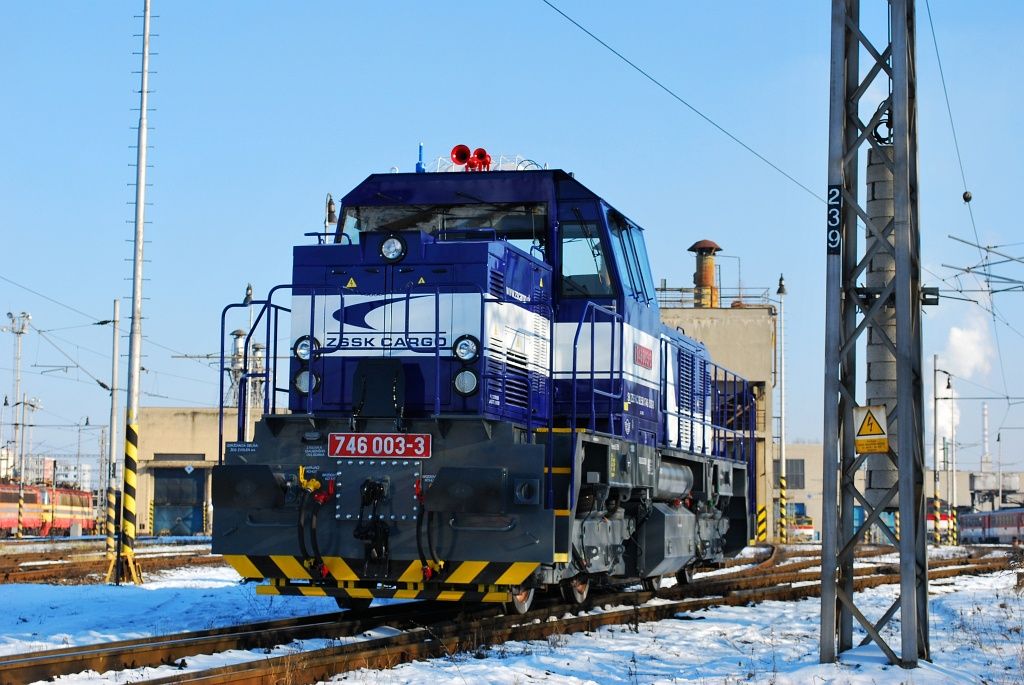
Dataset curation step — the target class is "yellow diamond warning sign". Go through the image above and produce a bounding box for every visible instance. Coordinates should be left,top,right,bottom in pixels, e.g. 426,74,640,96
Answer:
853,405,888,453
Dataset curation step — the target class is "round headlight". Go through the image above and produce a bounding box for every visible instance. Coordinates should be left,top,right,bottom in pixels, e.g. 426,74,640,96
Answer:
452,335,480,362
380,235,406,262
292,335,319,361
453,369,479,396
293,369,321,395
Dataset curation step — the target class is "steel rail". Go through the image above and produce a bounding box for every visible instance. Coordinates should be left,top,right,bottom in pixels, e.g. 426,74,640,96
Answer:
0,601,483,685
141,558,1011,685
0,553,224,584
3,552,1008,685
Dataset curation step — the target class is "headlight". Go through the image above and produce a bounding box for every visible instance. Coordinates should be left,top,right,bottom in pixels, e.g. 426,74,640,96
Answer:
380,234,407,262
452,335,480,362
453,369,479,396
292,369,321,395
292,335,319,361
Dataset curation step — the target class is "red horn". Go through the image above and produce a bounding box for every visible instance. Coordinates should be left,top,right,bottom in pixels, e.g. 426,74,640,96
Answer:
451,144,471,166
473,147,491,171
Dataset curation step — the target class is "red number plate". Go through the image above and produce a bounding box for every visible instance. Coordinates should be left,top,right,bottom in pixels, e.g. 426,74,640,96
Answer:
328,432,432,459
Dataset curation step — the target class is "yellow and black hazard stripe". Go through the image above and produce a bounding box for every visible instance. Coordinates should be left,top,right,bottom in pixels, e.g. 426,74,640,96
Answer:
754,505,768,543
223,555,538,601
105,487,117,558
258,578,511,602
951,510,958,545
122,422,140,550
933,497,941,545
16,487,24,538
778,476,788,544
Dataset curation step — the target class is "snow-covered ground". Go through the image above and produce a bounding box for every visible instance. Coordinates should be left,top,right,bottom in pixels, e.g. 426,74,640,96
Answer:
0,559,1021,684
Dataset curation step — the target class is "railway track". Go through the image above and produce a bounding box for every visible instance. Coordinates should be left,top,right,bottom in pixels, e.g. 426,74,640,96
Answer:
0,541,218,584
0,549,1009,685
0,552,224,584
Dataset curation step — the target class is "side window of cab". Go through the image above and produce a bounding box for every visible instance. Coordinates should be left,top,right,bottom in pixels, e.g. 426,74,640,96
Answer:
605,207,653,304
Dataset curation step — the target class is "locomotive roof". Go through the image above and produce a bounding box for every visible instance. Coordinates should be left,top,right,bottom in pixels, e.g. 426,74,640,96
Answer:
340,169,615,214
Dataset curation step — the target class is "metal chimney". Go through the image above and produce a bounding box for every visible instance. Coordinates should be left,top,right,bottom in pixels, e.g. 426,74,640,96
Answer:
688,239,721,308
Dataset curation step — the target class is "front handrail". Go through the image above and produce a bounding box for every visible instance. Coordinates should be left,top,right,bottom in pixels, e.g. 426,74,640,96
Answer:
219,284,345,463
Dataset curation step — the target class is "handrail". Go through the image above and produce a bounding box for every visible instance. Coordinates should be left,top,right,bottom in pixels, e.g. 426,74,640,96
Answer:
218,284,345,463
656,334,754,465
570,301,624,434
568,301,623,508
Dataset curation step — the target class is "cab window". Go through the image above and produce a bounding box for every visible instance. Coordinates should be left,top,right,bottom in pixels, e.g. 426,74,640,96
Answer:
560,219,613,298
625,220,656,303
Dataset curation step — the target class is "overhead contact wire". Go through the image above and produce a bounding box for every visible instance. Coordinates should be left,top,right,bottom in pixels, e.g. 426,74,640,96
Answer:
540,0,822,204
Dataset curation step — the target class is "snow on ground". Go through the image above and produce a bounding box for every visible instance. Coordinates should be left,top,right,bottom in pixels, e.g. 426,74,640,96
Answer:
0,559,1021,684
0,566,338,657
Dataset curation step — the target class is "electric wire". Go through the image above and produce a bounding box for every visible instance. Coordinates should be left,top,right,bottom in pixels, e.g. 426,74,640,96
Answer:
924,0,1011,401
0,274,99,321
539,0,822,204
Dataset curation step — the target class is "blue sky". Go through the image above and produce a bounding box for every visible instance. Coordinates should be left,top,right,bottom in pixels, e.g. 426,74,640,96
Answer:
2,2,1022,479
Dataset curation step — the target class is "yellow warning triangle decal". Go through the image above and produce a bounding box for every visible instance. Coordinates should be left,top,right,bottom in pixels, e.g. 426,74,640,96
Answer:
417,276,426,284
345,277,357,289
857,410,885,436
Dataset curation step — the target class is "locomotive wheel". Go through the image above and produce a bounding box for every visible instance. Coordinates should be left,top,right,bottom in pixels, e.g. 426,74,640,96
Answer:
509,586,535,614
675,564,695,585
560,576,590,604
640,575,662,593
335,596,373,612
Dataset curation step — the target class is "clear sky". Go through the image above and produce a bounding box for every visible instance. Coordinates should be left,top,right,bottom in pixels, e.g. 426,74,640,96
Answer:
2,2,1022,480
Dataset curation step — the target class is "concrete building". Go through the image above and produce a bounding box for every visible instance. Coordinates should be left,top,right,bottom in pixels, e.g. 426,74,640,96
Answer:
53,461,95,491
658,239,780,541
135,407,253,536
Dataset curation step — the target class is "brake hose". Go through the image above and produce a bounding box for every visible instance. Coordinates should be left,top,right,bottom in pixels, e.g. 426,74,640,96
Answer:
297,489,311,560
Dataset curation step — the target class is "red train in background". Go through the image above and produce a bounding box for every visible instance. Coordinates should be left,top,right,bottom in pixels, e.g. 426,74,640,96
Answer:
960,508,1024,545
0,482,96,536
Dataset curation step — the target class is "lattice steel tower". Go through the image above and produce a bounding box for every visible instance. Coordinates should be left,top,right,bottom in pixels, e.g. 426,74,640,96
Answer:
820,0,929,667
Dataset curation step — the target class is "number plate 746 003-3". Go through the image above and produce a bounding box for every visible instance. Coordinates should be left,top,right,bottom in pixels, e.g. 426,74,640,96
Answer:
328,433,432,459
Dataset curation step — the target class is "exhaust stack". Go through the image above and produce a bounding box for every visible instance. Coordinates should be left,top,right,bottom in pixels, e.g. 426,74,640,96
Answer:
688,239,721,308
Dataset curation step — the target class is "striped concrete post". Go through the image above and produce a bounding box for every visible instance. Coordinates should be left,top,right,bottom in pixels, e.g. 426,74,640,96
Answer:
16,484,24,539
778,476,788,544
951,510,958,546
149,494,155,535
106,423,142,584
933,497,940,546
105,487,117,558
122,422,139,551
756,506,768,542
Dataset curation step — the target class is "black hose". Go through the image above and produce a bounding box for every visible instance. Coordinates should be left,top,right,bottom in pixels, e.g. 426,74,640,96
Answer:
310,497,330,576
426,509,442,567
415,505,430,574
297,490,311,560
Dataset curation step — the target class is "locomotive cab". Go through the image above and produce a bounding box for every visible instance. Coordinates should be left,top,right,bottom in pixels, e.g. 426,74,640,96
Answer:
213,164,754,612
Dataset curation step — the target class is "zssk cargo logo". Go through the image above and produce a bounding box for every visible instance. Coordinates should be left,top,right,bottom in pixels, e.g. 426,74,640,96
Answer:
324,296,448,350
633,343,653,370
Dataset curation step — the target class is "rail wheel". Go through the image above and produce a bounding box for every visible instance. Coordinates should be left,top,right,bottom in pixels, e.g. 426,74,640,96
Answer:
640,575,662,593
675,564,695,585
509,585,535,614
335,596,372,612
560,575,590,604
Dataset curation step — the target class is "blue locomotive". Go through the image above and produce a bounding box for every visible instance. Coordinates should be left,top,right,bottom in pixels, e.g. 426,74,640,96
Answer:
212,147,755,612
